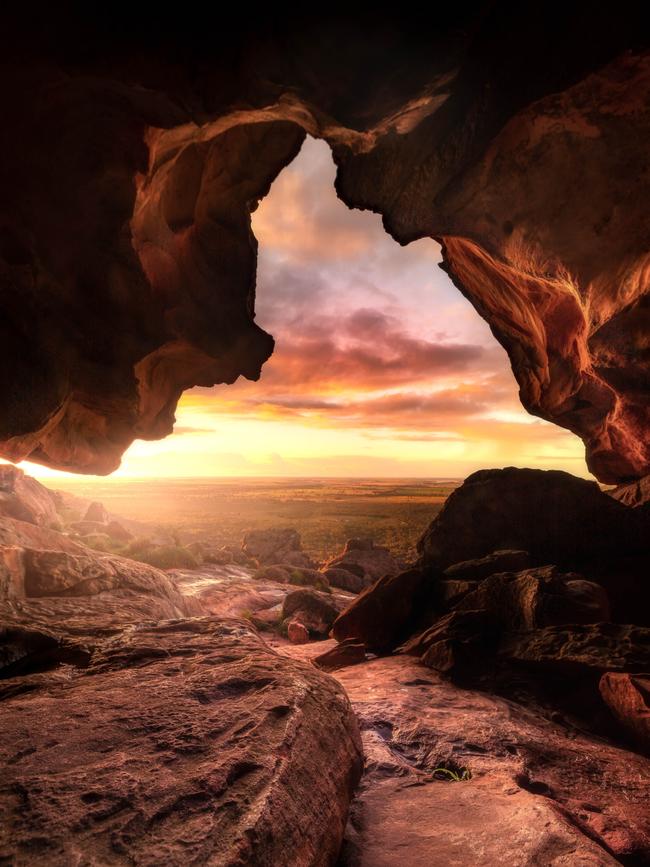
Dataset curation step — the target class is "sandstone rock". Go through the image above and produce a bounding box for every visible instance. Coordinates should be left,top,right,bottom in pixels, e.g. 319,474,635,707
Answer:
418,468,649,571
324,538,400,585
282,589,342,637
0,466,61,529
242,528,314,568
0,618,363,866
610,475,650,507
0,516,89,554
314,638,366,672
322,567,367,594
0,547,24,600
454,566,610,630
0,625,59,675
399,610,499,677
332,568,436,653
443,549,531,581
287,619,310,644
1,17,650,482
500,623,650,674
16,548,200,621
330,654,650,865
83,501,109,523
436,578,480,608
600,672,650,755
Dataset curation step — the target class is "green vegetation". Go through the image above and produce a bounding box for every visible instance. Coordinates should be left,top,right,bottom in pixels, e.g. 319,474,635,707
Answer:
432,766,472,782
124,543,199,570
53,478,459,563
288,570,331,593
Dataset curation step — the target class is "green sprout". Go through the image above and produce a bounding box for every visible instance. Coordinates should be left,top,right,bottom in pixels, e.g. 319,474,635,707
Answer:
432,766,472,782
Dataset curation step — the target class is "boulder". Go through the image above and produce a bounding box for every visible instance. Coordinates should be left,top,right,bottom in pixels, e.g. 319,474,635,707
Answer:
0,466,61,529
399,610,499,677
242,527,314,568
418,468,649,571
332,568,436,653
0,618,363,866
443,550,531,581
499,623,650,674
600,673,650,755
454,566,611,630
0,516,89,555
18,548,200,621
83,501,109,523
287,619,310,644
325,537,401,585
322,567,367,594
282,589,342,637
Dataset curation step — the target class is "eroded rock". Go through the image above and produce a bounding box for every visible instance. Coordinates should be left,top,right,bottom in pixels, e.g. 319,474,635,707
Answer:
499,623,650,675
1,16,650,480
324,538,401,586
454,566,611,630
279,649,650,865
282,588,343,638
0,466,61,529
599,672,650,755
0,618,364,866
443,550,531,581
332,568,436,653
243,528,314,569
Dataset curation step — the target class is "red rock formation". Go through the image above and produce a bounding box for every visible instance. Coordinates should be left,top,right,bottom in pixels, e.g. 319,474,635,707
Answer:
0,466,61,529
0,10,649,479
600,672,650,755
0,618,363,865
279,645,650,863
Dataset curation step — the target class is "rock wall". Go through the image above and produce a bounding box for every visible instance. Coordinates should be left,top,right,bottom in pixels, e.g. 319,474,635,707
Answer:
1,8,649,480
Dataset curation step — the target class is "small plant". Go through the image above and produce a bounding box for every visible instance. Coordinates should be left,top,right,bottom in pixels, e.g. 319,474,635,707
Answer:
432,766,472,782
289,570,308,587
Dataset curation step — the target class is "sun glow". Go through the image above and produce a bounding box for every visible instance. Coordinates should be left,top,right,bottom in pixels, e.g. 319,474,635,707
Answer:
16,136,590,483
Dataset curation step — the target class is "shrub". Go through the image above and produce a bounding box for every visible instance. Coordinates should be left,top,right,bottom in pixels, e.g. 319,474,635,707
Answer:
288,569,332,594
123,540,199,570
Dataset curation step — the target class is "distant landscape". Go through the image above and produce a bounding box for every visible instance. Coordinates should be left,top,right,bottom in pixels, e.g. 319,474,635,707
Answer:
49,477,461,562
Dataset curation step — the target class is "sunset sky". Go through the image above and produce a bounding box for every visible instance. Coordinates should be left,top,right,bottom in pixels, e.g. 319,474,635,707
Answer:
24,136,590,481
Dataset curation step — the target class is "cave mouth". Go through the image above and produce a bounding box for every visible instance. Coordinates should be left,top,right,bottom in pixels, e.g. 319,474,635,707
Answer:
78,134,590,484
1,15,650,865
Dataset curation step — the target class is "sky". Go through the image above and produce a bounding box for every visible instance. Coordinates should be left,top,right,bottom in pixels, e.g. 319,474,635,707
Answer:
22,136,590,481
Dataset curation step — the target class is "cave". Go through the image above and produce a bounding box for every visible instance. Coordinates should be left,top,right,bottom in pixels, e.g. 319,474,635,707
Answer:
1,6,649,866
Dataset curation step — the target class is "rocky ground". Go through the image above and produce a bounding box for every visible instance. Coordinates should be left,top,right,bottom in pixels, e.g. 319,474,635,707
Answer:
1,464,649,865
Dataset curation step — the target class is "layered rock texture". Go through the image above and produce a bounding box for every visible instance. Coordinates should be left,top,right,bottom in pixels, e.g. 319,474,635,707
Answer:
0,619,363,866
1,8,650,479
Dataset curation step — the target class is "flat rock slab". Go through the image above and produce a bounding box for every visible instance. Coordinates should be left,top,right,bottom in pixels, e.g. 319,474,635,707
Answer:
354,778,618,866
0,618,363,866
332,656,650,865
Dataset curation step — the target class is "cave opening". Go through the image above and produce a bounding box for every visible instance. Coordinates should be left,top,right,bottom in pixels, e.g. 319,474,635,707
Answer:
113,134,591,483
1,15,650,864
